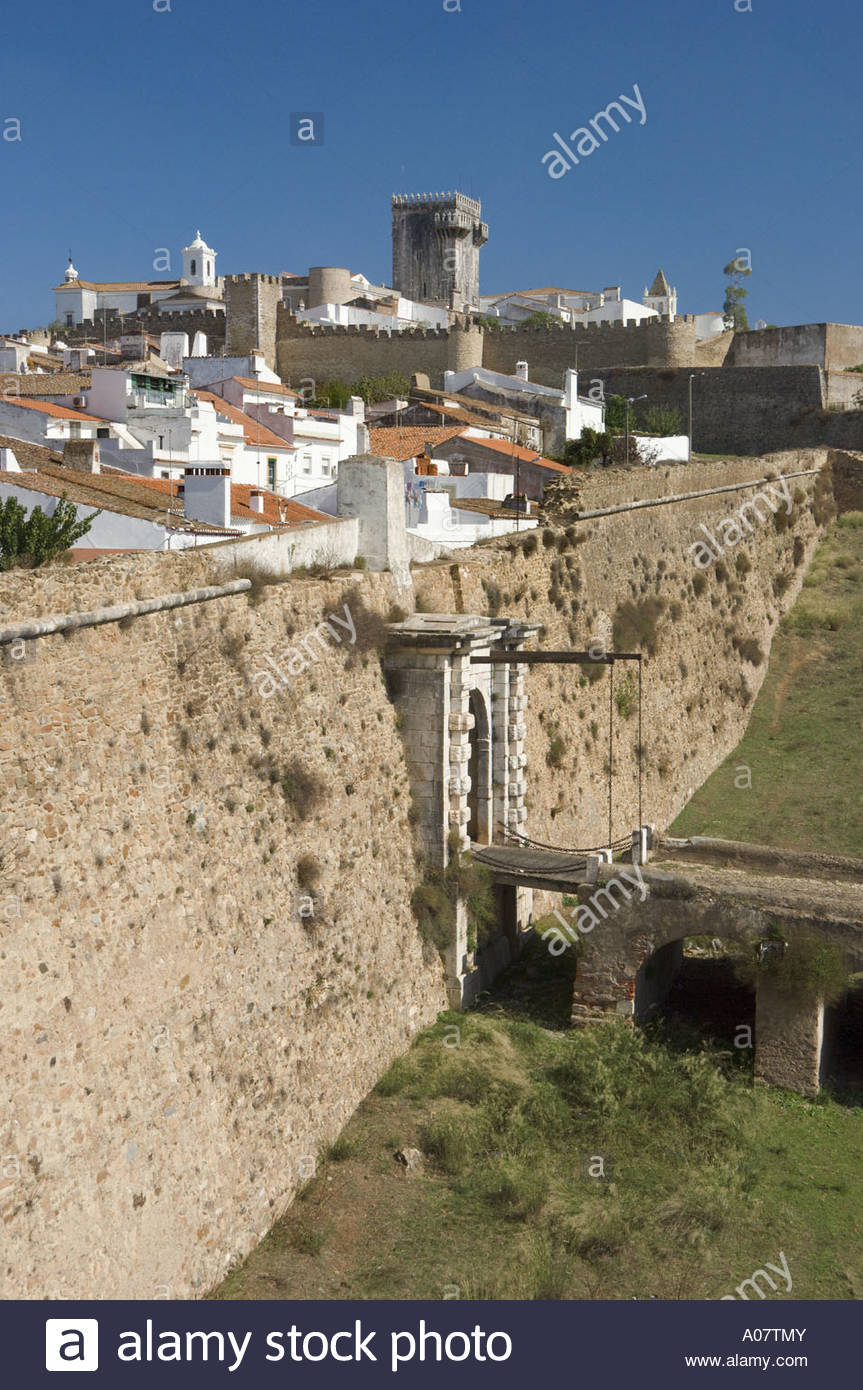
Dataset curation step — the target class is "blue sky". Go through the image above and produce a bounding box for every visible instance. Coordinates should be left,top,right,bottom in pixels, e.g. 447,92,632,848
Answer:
0,0,860,332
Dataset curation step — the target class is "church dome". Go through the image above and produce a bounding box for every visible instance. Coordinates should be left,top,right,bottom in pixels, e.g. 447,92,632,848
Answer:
64,257,79,283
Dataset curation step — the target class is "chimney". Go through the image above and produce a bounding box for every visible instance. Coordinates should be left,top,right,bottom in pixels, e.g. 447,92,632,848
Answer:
249,489,266,514
603,286,621,302
250,349,266,378
183,466,231,528
0,446,21,472
63,439,101,474
564,367,579,408
515,361,528,382
346,395,365,421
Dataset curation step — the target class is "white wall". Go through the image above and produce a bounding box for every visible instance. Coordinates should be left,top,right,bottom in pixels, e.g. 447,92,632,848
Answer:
634,433,691,464
207,515,359,578
584,297,658,325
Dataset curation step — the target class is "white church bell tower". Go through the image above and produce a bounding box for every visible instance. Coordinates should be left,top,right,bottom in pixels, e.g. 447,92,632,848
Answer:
182,231,216,288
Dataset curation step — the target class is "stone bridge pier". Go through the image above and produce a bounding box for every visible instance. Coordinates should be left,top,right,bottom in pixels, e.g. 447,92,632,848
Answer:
570,861,863,1096
384,614,538,1004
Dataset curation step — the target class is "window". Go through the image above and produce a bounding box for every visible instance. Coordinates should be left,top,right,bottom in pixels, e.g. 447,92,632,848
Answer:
65,312,73,328
96,427,109,439
321,454,333,476
267,457,277,489
302,453,313,474
190,258,197,276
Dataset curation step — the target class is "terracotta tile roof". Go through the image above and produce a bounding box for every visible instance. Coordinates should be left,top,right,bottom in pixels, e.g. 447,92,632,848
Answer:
2,372,92,396
0,465,238,535
368,425,461,461
53,279,181,293
440,433,570,472
1,397,103,422
0,434,65,468
191,389,295,452
232,376,298,398
100,470,329,527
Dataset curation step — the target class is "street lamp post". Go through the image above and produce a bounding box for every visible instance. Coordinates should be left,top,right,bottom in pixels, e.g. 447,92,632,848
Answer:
688,372,706,457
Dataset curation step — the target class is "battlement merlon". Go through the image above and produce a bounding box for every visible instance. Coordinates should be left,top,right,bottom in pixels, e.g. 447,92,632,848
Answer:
392,190,483,218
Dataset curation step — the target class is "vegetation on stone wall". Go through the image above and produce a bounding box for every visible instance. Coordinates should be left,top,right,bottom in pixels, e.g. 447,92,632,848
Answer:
734,926,849,1006
612,596,665,656
411,833,496,957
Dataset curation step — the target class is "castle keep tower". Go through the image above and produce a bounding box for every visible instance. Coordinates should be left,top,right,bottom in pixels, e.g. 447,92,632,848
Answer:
392,191,488,311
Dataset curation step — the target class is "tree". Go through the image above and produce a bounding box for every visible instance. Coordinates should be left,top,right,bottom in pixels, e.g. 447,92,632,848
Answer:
0,493,100,570
723,256,752,332
641,404,684,437
556,427,612,469
603,394,628,433
352,371,411,404
520,310,564,328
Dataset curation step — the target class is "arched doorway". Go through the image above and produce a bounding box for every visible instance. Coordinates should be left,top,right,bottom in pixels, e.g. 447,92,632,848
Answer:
467,688,491,844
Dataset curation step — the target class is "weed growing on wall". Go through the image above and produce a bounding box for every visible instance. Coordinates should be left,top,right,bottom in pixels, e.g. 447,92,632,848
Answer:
734,927,849,1005
412,837,496,958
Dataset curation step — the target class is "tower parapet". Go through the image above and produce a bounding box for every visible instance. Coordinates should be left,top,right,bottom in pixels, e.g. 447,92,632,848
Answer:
392,191,488,313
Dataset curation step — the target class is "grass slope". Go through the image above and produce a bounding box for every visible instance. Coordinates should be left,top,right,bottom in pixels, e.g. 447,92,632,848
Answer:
214,939,863,1302
672,513,863,855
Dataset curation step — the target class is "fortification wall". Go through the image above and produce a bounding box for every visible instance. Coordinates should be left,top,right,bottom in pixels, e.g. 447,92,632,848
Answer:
583,365,827,456
0,447,833,1298
481,315,698,383
275,311,483,388
725,323,863,372
0,555,447,1299
411,448,828,859
273,313,693,390
62,308,226,349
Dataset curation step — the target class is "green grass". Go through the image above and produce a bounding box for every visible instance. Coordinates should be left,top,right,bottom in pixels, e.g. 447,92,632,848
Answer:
211,963,863,1301
672,513,863,855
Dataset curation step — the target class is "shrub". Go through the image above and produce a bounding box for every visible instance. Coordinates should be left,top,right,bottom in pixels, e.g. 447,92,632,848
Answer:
733,635,764,665
692,572,707,597
542,528,556,549
521,532,539,556
612,596,665,656
412,848,497,958
296,853,323,891
280,760,327,820
792,536,805,567
734,928,849,1005
735,552,751,576
0,493,100,570
546,733,567,769
641,404,684,437
484,581,502,617
614,669,638,718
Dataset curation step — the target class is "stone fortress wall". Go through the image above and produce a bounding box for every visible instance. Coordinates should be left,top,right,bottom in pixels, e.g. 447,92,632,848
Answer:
0,448,845,1298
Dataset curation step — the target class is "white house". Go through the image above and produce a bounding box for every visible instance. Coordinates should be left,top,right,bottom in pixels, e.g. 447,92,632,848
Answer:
52,232,223,328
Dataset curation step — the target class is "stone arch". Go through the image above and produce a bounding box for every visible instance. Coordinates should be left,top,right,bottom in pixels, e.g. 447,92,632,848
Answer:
466,686,491,844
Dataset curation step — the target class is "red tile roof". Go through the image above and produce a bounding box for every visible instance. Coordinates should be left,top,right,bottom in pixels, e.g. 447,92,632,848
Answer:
191,390,295,452
101,470,329,527
449,434,569,472
368,425,461,461
1,397,103,422
232,376,298,398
